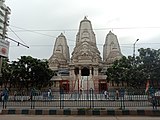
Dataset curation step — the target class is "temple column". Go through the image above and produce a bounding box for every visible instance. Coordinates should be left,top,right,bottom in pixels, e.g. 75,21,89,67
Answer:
79,66,81,77
69,66,75,92
94,67,98,76
78,66,82,92
69,66,75,77
89,66,92,78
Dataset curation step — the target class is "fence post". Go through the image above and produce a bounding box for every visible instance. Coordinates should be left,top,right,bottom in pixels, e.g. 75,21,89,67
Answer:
120,88,125,110
92,88,94,108
89,88,94,109
89,88,91,109
60,88,61,109
30,88,35,109
60,88,64,109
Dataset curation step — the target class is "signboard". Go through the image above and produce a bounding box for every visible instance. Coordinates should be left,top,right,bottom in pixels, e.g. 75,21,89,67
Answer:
0,38,9,57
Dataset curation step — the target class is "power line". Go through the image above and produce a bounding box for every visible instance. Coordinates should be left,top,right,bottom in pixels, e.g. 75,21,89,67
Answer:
9,25,75,41
10,25,59,38
9,42,160,48
9,25,160,32
9,27,27,45
8,25,160,46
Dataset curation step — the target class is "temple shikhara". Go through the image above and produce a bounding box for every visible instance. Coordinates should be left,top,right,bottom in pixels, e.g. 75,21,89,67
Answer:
48,17,123,93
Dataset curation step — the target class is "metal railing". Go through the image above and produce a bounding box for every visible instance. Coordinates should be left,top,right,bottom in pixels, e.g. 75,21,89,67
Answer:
0,89,158,110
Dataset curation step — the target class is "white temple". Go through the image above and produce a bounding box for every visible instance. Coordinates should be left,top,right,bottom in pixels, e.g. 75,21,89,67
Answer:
48,17,123,93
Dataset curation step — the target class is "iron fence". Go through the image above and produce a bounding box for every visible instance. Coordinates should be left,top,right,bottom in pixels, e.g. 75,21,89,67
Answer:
0,89,158,110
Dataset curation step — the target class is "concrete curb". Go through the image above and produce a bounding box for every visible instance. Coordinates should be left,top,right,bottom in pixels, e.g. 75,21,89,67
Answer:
1,109,160,116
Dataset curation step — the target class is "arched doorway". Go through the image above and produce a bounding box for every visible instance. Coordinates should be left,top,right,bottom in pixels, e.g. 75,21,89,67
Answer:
99,80,108,93
81,67,89,76
59,80,69,93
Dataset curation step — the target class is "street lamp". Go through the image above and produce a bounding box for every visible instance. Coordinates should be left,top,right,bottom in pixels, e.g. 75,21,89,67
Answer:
133,39,139,59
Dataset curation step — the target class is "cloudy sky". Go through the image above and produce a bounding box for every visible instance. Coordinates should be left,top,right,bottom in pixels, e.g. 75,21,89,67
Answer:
5,0,160,61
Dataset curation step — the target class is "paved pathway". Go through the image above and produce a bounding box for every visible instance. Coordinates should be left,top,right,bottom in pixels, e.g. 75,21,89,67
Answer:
0,115,160,120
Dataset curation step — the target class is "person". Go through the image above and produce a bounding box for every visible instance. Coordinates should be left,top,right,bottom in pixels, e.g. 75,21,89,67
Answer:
149,87,154,96
21,90,25,101
80,88,82,94
116,89,119,100
48,88,52,100
2,87,9,109
13,90,17,101
30,88,36,101
152,96,157,110
30,88,35,109
0,90,2,101
60,87,64,100
120,88,125,98
104,90,108,99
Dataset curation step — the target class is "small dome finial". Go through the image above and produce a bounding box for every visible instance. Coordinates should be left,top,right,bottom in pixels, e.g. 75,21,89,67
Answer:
59,32,65,37
84,16,88,20
109,30,112,34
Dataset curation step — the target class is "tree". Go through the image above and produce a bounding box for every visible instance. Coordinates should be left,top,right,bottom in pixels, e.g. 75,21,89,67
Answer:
106,48,160,89
1,58,11,87
106,56,133,87
138,48,160,88
106,51,147,89
9,56,54,90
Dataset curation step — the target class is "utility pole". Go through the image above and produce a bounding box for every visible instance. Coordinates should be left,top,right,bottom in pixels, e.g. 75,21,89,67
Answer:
133,39,139,59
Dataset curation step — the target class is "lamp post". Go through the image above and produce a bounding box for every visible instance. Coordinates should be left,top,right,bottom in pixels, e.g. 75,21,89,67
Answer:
133,39,139,59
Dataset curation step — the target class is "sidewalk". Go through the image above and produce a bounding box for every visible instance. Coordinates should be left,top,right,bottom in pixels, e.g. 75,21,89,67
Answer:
1,108,160,116
1,115,160,120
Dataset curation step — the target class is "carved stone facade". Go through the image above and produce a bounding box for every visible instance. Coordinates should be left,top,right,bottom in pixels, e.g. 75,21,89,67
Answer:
48,33,70,70
49,17,123,93
103,31,123,69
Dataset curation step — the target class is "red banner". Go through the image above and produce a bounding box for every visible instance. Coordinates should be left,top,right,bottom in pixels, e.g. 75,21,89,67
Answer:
145,80,150,93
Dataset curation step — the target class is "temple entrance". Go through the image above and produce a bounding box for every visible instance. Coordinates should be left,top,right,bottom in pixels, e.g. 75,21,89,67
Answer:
81,76,88,91
59,80,69,93
73,67,94,91
99,80,108,93
81,67,89,76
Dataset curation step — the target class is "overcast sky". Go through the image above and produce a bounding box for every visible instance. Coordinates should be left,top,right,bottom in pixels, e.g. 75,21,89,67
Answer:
5,0,160,61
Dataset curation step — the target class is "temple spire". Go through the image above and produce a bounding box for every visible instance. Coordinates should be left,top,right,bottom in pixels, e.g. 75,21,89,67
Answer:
71,17,102,64
103,31,123,64
48,33,70,70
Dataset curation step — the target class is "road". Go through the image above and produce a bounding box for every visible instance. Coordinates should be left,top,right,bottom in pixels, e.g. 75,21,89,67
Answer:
0,115,160,120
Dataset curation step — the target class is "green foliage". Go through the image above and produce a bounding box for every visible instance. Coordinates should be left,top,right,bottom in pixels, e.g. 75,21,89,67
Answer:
1,58,11,86
106,48,160,89
1,56,54,90
138,48,160,87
